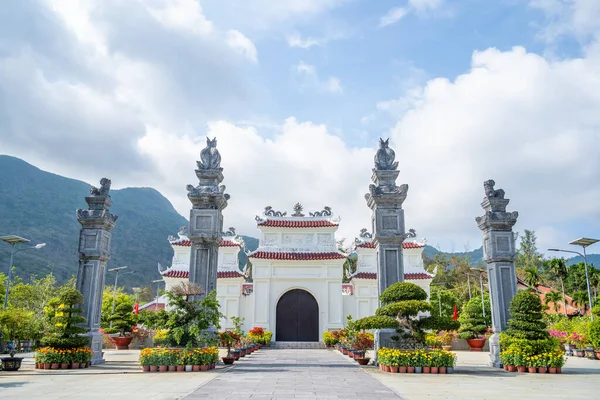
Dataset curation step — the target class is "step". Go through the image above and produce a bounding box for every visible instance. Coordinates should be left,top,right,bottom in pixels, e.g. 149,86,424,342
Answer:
271,342,327,349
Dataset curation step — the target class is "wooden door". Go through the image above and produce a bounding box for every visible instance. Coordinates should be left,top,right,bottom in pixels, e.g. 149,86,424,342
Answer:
276,289,319,341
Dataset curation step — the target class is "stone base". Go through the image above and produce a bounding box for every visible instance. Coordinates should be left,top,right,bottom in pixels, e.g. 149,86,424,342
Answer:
89,331,105,365
488,333,501,368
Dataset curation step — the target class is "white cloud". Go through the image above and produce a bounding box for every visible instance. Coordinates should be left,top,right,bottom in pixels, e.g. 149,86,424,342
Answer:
226,30,258,63
295,61,343,94
287,33,323,49
409,0,444,12
530,0,600,41
379,7,408,27
145,0,213,36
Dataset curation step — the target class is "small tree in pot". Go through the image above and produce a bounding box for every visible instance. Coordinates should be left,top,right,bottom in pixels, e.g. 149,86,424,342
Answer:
104,302,137,349
457,296,491,351
218,331,240,364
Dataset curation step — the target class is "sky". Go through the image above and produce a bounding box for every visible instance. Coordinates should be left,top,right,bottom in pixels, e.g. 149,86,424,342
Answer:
1,0,599,254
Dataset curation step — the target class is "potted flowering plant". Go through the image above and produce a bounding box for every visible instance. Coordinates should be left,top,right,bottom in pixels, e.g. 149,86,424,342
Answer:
352,331,374,365
218,331,240,364
437,331,456,351
568,333,586,357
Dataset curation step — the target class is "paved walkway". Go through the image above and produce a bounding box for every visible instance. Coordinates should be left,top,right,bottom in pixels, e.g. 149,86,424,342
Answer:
184,349,400,400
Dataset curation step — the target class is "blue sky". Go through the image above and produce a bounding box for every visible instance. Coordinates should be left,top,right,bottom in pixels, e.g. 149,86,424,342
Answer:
0,0,599,254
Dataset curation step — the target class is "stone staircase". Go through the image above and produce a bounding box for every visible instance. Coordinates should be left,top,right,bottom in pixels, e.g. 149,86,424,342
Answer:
271,342,327,349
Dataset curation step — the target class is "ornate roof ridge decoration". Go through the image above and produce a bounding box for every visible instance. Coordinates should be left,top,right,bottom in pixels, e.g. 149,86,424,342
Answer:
292,202,304,216
248,250,347,260
255,205,339,225
247,247,348,256
348,271,434,281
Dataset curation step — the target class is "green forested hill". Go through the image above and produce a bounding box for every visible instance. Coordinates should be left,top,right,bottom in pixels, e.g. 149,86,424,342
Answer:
0,155,187,289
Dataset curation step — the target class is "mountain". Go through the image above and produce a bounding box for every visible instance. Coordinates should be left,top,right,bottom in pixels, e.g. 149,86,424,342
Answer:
0,155,187,290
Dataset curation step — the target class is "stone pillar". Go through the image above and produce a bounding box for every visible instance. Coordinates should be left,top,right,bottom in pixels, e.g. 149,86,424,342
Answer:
476,179,519,368
75,178,118,365
365,138,408,352
186,137,229,300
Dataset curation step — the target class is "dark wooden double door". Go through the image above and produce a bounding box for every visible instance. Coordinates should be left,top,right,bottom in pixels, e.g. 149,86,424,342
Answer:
276,289,319,342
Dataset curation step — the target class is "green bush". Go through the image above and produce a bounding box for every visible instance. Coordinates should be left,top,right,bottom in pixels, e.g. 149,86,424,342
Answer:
380,282,428,304
353,315,399,330
504,291,548,341
104,302,137,336
499,333,561,356
591,305,600,318
376,300,431,318
417,316,460,332
589,320,600,349
41,288,89,349
457,296,489,340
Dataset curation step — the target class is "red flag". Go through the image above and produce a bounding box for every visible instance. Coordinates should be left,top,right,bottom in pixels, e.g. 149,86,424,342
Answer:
453,305,458,320
134,302,139,315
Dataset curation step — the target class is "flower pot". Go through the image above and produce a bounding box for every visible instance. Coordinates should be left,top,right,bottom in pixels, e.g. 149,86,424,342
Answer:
564,344,575,356
390,366,399,373
168,365,177,372
517,366,526,373
575,349,585,357
384,365,391,372
150,365,158,372
379,364,384,371
549,367,557,374
176,365,184,372
1,357,24,371
399,366,408,373
60,363,69,369
507,365,516,372
407,366,415,373
439,367,447,374
423,366,431,374
200,365,209,371
356,357,370,366
51,363,60,369
557,367,562,374
442,345,452,351
112,336,133,350
71,363,80,369
503,365,508,371
159,365,167,372
447,367,454,374
211,363,216,369
584,348,597,360
142,365,150,372
431,367,439,374
415,367,422,374
185,365,193,372
538,367,547,373
241,349,246,357
222,357,235,365
528,367,537,373
342,348,348,355
466,338,486,352
43,363,51,370
192,365,201,372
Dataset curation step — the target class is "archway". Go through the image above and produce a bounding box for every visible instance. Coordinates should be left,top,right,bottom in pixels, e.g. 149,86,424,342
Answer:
276,289,319,342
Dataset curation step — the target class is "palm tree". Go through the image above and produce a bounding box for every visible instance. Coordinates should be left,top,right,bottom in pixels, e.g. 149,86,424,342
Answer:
524,266,540,289
572,291,589,315
547,258,569,316
544,291,563,314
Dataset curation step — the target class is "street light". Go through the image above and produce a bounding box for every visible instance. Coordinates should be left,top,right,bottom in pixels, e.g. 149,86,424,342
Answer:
1,235,46,311
108,266,136,327
549,237,599,321
469,268,487,319
152,279,164,309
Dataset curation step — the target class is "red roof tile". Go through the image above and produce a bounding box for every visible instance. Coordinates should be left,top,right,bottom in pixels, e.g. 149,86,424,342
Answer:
161,270,189,278
171,240,192,247
217,271,245,279
258,220,338,228
248,251,346,260
356,242,376,249
351,272,432,280
170,239,240,248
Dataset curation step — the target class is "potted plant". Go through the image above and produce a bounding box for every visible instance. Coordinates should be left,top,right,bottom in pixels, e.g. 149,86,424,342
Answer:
457,296,490,351
219,331,239,364
412,350,423,373
438,330,456,351
547,350,565,374
105,303,137,350
352,331,374,365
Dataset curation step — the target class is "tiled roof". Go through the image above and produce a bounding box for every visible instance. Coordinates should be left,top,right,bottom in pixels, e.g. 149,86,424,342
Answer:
258,220,338,228
355,242,425,249
351,272,433,280
170,239,240,248
217,271,245,279
161,270,245,278
248,251,346,260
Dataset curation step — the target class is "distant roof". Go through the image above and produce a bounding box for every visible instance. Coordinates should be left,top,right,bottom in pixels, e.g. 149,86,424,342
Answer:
351,272,433,280
355,241,425,249
248,251,346,260
257,219,339,228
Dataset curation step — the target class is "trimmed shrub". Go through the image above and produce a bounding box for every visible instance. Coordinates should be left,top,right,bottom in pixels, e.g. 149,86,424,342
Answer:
417,316,460,332
457,296,489,340
380,282,428,304
352,315,399,330
42,288,89,349
504,291,548,341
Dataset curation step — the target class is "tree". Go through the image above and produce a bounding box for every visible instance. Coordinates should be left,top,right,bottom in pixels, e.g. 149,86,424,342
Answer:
504,291,548,340
524,266,541,288
101,287,135,330
105,302,137,337
572,291,590,315
42,288,89,349
515,230,543,279
544,291,563,314
546,258,568,316
429,286,459,318
342,255,357,283
457,296,491,339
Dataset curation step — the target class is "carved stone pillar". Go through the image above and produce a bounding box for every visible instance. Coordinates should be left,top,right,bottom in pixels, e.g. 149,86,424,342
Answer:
75,178,118,365
186,138,229,301
476,179,519,368
365,138,408,354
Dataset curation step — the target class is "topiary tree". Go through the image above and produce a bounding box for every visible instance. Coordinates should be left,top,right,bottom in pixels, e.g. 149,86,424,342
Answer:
41,288,89,349
504,291,548,340
457,296,491,340
354,282,431,337
104,302,137,337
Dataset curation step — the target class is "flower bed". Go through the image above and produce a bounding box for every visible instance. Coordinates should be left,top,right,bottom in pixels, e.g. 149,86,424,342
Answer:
377,348,456,373
500,348,565,373
138,347,219,372
35,347,92,369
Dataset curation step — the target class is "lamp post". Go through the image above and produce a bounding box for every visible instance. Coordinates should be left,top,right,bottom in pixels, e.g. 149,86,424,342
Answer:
1,235,46,311
108,266,136,328
152,279,164,309
549,237,598,321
